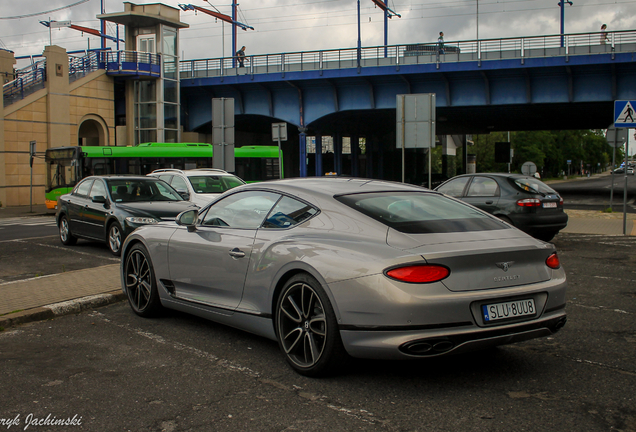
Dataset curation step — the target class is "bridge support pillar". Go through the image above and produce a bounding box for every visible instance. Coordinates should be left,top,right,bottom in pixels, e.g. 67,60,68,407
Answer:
334,133,342,175
441,135,458,179
315,133,323,176
351,135,359,177
299,128,308,177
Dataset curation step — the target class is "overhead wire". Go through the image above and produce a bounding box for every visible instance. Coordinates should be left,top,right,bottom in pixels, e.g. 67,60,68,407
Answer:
0,0,91,20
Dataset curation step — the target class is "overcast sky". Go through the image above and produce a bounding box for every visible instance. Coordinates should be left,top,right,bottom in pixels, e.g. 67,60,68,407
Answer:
2,0,635,63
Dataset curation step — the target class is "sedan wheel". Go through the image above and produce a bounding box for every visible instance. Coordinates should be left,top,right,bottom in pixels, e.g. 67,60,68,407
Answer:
276,273,348,377
108,222,123,256
59,215,77,245
124,243,162,317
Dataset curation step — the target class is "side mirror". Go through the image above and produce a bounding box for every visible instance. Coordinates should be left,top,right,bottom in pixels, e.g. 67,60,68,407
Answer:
92,195,108,204
176,209,198,232
177,190,190,200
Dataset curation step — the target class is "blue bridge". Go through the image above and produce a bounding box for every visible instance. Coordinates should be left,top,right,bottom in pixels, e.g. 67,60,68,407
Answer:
175,30,636,178
5,29,636,180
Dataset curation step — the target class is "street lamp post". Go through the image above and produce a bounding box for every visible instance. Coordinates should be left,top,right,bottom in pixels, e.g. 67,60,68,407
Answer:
357,0,361,68
558,0,573,47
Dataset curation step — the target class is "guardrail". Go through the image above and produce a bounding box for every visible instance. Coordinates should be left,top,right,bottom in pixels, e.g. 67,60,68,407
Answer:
69,51,101,83
179,29,636,79
3,59,47,106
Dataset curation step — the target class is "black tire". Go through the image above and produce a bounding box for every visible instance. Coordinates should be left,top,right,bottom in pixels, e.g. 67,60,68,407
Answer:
534,231,557,242
123,243,163,317
58,215,77,245
275,273,348,377
107,222,123,256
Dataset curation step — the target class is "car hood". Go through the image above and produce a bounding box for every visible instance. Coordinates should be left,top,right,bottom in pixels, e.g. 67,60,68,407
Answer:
116,201,197,220
387,228,556,292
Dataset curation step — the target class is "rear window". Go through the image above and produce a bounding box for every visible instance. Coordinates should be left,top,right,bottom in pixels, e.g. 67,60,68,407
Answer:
188,175,245,194
512,178,557,195
335,192,508,234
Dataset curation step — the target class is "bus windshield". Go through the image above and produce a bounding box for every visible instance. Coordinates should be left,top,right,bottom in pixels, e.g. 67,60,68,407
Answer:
45,148,80,193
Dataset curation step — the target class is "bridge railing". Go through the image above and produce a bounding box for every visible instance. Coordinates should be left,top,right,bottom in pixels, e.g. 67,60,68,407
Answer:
3,58,47,106
180,29,636,80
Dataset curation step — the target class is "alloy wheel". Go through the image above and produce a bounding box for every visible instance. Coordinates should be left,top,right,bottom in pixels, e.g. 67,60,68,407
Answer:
109,224,122,254
125,249,152,313
60,218,69,242
277,282,327,369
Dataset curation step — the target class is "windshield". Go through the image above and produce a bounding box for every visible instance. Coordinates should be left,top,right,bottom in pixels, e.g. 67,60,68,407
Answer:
187,175,245,194
45,148,80,192
106,178,183,203
336,192,507,234
513,178,557,195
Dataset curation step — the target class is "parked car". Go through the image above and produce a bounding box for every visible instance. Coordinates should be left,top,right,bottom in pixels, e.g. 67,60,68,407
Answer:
56,176,198,256
147,168,246,207
120,177,567,377
613,167,634,175
435,173,568,242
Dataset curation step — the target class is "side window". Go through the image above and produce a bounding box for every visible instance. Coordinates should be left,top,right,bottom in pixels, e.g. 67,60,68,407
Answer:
437,177,469,197
157,174,173,184
89,180,107,199
170,175,189,192
201,191,279,229
467,177,499,197
263,196,318,229
73,179,94,197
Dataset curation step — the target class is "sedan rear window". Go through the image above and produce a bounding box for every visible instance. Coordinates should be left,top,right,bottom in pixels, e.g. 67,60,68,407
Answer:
513,178,557,195
335,192,507,234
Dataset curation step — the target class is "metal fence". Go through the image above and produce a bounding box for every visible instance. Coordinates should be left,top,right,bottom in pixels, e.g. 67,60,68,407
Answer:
68,51,101,83
179,29,636,79
2,59,47,106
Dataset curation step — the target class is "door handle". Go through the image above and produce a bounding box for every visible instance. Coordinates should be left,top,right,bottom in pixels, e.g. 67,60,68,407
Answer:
485,201,493,205
228,248,245,258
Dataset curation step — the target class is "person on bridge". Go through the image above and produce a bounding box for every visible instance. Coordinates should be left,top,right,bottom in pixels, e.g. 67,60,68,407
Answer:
236,46,246,68
600,24,609,44
438,32,445,54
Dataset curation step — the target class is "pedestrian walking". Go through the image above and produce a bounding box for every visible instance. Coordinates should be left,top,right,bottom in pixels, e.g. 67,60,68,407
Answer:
600,24,609,44
438,32,445,54
236,46,246,67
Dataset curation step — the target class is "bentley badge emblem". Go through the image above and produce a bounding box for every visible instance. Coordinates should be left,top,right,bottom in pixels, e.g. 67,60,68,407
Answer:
496,261,515,272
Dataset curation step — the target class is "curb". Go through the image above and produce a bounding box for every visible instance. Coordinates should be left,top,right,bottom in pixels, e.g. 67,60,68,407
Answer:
0,290,127,330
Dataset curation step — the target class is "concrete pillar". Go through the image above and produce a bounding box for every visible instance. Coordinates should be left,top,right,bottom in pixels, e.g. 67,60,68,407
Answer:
0,49,16,206
298,128,307,177
315,133,323,176
334,133,342,175
0,49,16,84
44,46,71,148
441,135,458,179
351,135,359,177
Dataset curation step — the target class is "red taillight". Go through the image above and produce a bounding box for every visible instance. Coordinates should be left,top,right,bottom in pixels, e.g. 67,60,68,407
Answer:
385,265,450,283
546,253,560,269
517,198,541,207
559,196,564,205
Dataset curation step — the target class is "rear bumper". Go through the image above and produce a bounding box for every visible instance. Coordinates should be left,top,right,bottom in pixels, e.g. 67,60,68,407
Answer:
340,310,566,360
511,212,568,233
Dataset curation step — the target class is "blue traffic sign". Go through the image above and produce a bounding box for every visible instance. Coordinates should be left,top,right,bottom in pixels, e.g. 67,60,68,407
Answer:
614,101,636,127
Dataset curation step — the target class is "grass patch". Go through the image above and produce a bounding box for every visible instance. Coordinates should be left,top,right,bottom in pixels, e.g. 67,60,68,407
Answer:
0,309,24,317
603,208,614,213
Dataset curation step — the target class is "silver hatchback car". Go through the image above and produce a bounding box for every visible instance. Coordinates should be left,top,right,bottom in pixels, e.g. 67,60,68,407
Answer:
148,168,245,207
120,178,567,377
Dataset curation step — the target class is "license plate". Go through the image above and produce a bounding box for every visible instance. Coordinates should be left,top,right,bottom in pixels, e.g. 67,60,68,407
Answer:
482,299,536,322
543,202,557,208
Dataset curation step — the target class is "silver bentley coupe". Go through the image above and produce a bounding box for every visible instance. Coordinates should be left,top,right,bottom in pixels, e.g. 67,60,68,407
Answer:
120,177,567,377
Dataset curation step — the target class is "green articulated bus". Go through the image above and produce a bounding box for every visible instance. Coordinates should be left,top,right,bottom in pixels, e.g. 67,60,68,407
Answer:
45,143,283,209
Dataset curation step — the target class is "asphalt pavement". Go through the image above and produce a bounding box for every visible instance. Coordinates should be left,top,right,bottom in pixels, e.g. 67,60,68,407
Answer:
0,174,634,330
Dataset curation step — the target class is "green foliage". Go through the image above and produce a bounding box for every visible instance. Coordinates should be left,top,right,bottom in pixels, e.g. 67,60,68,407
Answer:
470,130,616,177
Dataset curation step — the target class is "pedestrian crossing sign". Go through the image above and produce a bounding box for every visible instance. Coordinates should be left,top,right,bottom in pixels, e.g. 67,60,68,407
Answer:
614,100,636,127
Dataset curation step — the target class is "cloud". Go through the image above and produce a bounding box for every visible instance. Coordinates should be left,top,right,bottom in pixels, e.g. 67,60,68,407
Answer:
2,0,634,66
